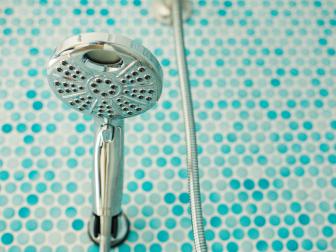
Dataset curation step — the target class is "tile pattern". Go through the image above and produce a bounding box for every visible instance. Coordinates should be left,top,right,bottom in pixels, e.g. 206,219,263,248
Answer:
0,0,335,251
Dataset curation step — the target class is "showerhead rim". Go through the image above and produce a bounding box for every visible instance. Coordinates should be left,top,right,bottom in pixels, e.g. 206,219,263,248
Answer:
50,33,163,77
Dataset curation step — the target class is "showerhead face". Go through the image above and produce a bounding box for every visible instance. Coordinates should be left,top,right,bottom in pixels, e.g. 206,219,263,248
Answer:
47,33,163,120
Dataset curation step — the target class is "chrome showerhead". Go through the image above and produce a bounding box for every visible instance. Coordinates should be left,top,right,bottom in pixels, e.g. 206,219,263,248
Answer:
47,32,163,119
46,33,163,250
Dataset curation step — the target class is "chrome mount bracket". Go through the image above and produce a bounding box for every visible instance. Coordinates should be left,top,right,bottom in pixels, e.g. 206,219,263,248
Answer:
88,212,130,247
152,0,192,25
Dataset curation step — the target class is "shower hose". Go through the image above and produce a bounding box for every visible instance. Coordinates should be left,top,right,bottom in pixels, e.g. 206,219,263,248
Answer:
171,1,208,251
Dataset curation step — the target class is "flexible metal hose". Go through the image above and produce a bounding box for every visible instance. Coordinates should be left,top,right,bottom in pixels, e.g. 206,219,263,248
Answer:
171,1,207,251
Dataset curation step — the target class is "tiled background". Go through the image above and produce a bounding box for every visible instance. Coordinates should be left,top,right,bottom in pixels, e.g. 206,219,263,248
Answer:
0,0,336,251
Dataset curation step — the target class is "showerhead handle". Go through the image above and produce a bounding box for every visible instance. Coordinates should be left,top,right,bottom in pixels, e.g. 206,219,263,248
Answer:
91,120,128,250
93,120,124,218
